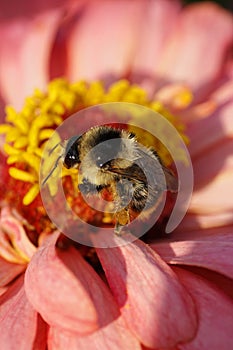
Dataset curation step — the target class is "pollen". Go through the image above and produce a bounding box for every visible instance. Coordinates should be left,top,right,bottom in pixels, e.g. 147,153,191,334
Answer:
0,78,188,215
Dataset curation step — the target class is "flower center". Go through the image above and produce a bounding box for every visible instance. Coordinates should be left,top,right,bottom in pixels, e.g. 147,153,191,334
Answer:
0,78,188,240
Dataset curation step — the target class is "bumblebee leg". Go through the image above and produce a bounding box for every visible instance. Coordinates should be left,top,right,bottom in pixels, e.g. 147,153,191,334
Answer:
79,178,105,195
109,180,132,234
114,207,130,235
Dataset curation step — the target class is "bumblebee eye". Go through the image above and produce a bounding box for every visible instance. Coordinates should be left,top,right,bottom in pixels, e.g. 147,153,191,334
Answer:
64,136,80,169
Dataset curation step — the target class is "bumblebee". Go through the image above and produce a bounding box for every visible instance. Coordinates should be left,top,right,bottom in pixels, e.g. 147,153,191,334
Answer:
43,125,178,233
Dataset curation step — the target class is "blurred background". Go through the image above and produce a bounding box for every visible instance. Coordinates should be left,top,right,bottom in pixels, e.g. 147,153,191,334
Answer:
183,0,233,12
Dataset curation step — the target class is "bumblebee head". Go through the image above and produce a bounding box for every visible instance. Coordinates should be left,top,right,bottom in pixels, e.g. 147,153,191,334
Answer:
83,126,123,168
64,135,81,169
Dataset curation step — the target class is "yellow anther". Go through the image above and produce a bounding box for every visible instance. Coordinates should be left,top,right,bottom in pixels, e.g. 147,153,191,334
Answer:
4,143,21,155
22,153,40,173
52,102,65,115
84,81,105,105
11,117,29,134
14,136,28,149
5,106,18,122
7,155,22,164
23,184,40,206
28,126,39,149
9,168,36,183
175,89,193,108
5,128,20,143
0,124,12,134
39,129,56,141
34,148,43,158
53,115,63,125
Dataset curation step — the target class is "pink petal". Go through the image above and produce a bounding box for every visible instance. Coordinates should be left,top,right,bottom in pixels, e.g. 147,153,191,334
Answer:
187,101,233,158
0,274,47,350
24,234,97,334
0,0,66,18
131,0,181,82
0,256,26,287
0,208,36,261
174,267,233,350
170,223,233,241
48,316,141,350
177,211,233,231
153,233,233,280
0,93,5,123
0,10,62,109
189,170,233,214
157,3,233,92
33,314,48,350
0,286,8,297
95,233,197,349
211,78,233,106
25,232,122,335
191,138,233,186
67,0,146,81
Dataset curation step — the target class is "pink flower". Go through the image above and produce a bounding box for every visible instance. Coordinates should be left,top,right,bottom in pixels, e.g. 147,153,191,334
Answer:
0,1,233,349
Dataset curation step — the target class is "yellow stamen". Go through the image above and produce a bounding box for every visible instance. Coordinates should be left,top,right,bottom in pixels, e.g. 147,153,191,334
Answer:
14,136,28,148
4,143,21,155
7,155,22,164
23,184,40,206
5,128,20,143
9,168,36,183
0,124,12,133
22,153,41,173
39,129,57,141
154,84,193,110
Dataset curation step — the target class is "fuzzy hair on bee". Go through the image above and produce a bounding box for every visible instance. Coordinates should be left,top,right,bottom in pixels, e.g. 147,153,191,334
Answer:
43,125,178,234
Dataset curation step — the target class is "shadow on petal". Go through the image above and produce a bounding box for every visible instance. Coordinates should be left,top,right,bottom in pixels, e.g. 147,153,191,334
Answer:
25,232,120,335
0,274,47,350
174,267,233,350
94,231,197,349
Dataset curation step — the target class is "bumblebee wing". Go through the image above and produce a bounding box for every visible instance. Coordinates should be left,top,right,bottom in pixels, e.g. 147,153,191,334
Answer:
105,163,147,183
105,145,178,192
136,146,178,192
162,165,178,192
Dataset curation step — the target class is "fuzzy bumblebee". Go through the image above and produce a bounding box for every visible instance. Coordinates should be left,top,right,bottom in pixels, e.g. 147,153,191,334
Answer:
43,125,178,234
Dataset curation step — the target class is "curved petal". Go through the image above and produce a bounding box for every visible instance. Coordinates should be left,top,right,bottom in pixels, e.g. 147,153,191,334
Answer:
0,0,67,18
187,101,233,158
0,286,8,297
0,256,26,287
0,207,36,262
95,233,197,349
131,0,180,88
153,233,233,280
24,234,98,334
48,316,141,350
0,9,63,109
174,267,233,350
0,274,47,350
177,211,233,231
179,213,233,234
24,232,121,335
157,3,233,92
168,223,233,241
191,138,233,186
189,170,233,214
67,0,146,82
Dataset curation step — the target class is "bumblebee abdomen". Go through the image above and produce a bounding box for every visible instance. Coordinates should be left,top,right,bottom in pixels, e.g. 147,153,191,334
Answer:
130,181,163,213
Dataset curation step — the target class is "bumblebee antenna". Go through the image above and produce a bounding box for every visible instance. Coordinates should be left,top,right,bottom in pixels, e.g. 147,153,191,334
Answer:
42,155,63,186
48,141,63,156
